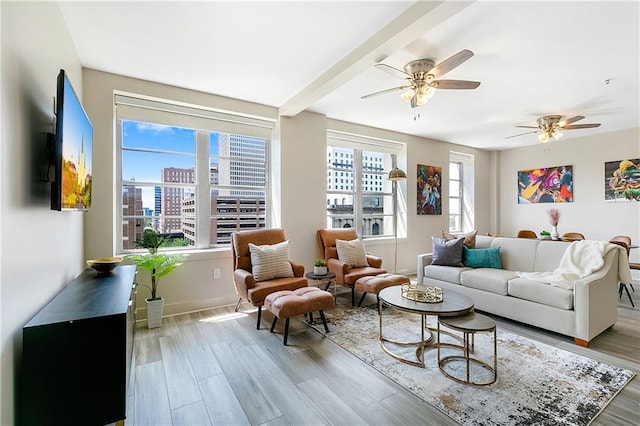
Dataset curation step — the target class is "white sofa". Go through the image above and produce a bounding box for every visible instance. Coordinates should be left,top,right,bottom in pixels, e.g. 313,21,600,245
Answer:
417,235,625,346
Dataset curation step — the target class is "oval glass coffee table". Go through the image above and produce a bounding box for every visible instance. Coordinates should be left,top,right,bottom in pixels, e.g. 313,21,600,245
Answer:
378,286,474,368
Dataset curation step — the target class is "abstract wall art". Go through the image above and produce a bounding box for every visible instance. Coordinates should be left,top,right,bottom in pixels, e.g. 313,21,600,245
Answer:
517,165,573,204
605,158,640,201
417,164,441,215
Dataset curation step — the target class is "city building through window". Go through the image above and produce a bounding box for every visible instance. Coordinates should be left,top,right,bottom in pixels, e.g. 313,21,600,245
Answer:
116,95,273,252
326,131,405,239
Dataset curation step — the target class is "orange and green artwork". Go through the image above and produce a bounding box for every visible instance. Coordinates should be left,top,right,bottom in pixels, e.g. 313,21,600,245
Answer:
605,159,640,202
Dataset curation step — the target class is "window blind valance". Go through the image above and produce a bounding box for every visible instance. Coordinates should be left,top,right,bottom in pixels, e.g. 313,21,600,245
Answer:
115,94,275,139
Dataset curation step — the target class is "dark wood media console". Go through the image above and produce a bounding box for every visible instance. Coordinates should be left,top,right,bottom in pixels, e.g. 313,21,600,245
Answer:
22,265,136,425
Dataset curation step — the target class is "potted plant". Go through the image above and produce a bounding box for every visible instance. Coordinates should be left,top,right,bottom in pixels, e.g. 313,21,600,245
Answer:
314,258,328,275
127,228,186,328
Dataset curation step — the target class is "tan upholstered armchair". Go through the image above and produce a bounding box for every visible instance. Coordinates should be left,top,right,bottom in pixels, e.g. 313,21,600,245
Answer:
317,228,386,306
231,228,308,329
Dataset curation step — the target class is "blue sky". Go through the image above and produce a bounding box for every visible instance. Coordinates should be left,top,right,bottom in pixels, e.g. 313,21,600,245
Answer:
122,120,219,209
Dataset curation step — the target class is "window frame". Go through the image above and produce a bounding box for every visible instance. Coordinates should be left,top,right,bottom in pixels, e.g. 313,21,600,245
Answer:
326,131,405,239
115,93,273,253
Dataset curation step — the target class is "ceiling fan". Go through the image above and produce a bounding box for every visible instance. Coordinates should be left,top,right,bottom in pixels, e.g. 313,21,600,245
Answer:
506,115,601,143
361,49,481,108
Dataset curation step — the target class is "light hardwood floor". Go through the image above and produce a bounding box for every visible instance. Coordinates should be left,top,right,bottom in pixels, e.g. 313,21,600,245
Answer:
127,284,639,426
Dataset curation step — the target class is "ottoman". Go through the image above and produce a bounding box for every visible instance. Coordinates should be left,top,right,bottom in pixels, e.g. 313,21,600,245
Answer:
265,287,335,345
355,273,411,307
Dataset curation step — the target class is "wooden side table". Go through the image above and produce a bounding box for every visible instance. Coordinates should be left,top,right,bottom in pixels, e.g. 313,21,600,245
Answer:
438,311,497,386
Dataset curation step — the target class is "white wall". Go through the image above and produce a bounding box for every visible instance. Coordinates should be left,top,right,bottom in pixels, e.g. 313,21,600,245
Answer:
82,69,494,318
1,3,84,424
497,127,640,265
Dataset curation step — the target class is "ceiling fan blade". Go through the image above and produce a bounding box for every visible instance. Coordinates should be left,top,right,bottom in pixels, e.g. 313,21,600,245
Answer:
433,79,480,89
558,115,585,126
374,63,410,79
562,123,601,129
515,125,539,129
430,49,474,78
505,130,538,139
361,85,408,99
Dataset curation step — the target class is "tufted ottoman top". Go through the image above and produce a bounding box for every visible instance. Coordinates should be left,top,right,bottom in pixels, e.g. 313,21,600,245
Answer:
355,273,410,294
265,287,335,318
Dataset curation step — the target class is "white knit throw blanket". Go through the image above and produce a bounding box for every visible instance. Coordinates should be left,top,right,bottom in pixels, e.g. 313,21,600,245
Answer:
517,240,632,290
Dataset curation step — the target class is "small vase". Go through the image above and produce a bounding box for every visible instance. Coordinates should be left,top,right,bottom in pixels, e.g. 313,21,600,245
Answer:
146,297,164,329
314,266,327,275
551,226,559,241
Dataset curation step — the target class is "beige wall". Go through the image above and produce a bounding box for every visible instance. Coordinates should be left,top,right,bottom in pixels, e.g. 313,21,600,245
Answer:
1,2,84,424
496,127,640,265
82,69,494,320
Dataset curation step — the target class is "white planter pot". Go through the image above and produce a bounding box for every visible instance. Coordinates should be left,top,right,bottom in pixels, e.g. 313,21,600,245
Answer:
146,297,164,329
314,266,328,275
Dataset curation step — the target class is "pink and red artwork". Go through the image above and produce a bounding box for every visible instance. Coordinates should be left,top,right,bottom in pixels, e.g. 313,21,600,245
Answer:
517,165,573,204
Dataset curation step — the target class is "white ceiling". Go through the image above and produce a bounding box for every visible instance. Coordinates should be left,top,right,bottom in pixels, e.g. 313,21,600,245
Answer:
59,1,640,150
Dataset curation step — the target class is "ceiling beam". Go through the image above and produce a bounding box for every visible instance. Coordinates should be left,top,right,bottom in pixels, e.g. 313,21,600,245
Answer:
278,0,475,117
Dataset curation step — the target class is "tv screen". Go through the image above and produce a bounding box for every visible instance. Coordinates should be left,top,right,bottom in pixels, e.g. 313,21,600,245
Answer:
52,69,93,211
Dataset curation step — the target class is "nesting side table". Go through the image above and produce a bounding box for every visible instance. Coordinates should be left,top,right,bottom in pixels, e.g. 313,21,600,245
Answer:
437,311,497,386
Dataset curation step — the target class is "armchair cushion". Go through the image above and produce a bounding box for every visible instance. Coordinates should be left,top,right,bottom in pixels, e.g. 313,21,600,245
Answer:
336,239,369,267
249,241,294,282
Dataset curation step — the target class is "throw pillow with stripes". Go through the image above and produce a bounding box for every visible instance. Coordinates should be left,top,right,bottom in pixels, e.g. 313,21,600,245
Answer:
249,240,294,282
336,238,369,267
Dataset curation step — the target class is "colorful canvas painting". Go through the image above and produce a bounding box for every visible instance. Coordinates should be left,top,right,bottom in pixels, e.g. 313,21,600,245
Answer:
605,158,640,201
417,164,441,215
517,165,573,204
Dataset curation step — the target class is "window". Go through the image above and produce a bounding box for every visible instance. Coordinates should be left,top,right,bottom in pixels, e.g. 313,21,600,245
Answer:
326,131,405,238
449,152,475,233
116,94,273,252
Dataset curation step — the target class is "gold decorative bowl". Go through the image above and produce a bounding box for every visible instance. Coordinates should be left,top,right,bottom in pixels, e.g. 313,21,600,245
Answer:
86,257,123,275
401,282,444,303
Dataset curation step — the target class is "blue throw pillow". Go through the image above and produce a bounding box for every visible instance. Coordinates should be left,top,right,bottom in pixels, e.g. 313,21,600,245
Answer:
431,237,465,266
463,246,502,269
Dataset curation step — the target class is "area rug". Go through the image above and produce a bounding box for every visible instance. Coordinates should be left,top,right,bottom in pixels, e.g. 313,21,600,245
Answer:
306,304,635,425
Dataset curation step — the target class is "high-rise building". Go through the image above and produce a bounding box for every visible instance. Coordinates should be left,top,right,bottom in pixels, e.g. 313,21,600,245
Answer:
160,167,194,233
122,185,143,249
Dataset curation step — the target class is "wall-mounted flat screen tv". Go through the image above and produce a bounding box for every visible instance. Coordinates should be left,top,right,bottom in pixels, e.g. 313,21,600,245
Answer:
52,69,93,211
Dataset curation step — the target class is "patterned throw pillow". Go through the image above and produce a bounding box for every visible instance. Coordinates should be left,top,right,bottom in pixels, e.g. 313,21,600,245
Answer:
463,246,503,269
249,241,294,282
442,229,478,249
336,238,369,267
431,236,465,266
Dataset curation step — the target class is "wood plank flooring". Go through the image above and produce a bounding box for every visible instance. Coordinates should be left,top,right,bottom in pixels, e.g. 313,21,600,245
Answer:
126,284,640,426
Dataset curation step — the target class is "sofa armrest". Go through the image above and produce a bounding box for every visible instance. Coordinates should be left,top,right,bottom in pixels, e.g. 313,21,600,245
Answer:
289,260,305,277
573,249,619,343
416,253,433,283
366,254,383,268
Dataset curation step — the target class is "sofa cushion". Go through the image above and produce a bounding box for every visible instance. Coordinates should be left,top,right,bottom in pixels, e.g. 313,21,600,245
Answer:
508,278,574,310
463,247,502,269
424,265,471,284
533,240,571,272
490,237,539,272
442,229,478,248
460,268,518,295
431,237,464,266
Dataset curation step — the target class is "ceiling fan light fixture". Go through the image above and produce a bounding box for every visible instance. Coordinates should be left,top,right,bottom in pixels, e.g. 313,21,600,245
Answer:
423,86,436,99
538,132,550,143
401,88,415,103
416,94,428,106
552,130,563,141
